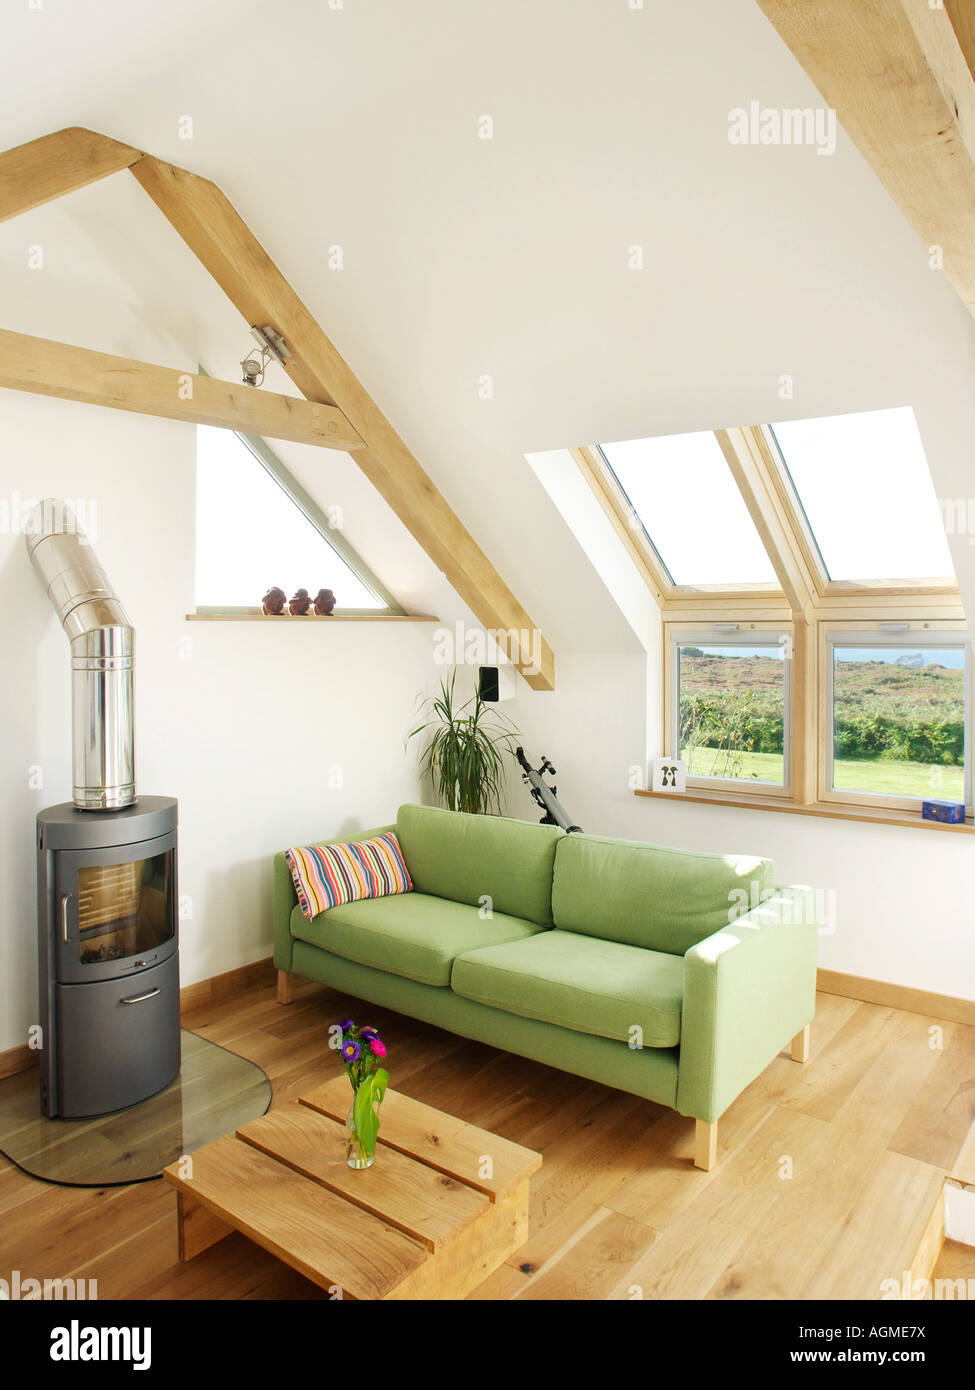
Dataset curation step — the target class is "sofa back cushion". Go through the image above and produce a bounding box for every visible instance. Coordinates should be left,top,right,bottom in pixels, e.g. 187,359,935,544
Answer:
395,804,562,925
551,832,776,955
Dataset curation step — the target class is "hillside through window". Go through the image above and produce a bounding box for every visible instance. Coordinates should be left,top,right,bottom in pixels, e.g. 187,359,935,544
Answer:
829,641,967,804
676,638,788,788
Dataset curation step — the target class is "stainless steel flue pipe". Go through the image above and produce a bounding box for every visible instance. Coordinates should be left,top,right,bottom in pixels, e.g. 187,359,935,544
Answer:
25,500,135,810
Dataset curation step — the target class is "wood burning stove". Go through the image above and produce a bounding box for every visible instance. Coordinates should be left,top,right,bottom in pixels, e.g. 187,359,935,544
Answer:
26,500,181,1119
36,799,180,1118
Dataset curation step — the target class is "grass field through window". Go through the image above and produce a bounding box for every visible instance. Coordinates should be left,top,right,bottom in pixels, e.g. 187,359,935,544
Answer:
681,746,963,799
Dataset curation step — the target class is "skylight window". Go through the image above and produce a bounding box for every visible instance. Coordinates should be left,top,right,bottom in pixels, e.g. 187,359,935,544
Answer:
195,425,389,611
599,430,778,586
769,407,954,583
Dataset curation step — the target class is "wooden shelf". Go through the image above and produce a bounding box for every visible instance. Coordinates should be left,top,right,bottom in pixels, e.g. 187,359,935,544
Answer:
634,788,975,834
185,613,440,623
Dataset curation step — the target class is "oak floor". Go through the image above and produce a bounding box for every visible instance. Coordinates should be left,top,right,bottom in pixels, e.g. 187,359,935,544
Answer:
1,979,972,1301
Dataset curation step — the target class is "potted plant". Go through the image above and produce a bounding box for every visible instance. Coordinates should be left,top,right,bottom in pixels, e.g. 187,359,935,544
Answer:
408,671,519,815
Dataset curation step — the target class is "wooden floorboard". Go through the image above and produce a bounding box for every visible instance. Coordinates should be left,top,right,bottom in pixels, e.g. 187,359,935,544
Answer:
887,1023,975,1170
0,982,970,1300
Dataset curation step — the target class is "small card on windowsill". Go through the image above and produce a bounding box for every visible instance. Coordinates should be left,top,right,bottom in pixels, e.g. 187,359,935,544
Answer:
650,758,687,793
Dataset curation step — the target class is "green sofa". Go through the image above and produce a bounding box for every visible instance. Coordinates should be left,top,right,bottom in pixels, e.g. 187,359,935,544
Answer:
273,804,818,1168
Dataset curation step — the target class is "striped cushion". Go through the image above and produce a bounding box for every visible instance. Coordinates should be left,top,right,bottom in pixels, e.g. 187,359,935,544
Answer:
286,833,413,919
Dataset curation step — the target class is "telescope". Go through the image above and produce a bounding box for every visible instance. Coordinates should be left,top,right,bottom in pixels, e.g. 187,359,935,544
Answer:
515,747,583,834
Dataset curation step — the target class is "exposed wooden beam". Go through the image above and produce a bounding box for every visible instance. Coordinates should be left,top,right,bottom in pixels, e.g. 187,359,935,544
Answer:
900,1,975,165
754,0,975,319
0,328,365,450
0,127,143,223
714,427,819,621
129,155,554,688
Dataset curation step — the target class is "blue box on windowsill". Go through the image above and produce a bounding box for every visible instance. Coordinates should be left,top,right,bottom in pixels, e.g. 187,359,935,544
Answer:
921,799,966,824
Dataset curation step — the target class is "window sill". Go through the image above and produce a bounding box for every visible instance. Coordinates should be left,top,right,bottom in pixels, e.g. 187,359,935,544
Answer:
633,787,975,833
185,613,440,622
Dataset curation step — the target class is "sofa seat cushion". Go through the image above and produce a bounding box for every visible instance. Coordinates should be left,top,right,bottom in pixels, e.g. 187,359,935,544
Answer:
451,930,683,1048
290,893,545,988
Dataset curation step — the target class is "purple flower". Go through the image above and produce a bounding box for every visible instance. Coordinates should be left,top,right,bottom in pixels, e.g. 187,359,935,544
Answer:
341,1040,360,1062
337,1019,355,1033
360,1027,379,1040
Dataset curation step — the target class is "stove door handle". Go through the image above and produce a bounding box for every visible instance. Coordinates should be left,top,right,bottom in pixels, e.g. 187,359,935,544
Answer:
60,894,71,944
120,987,161,1005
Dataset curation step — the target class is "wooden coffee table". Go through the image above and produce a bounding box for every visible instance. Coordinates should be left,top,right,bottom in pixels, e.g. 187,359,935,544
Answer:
162,1076,542,1300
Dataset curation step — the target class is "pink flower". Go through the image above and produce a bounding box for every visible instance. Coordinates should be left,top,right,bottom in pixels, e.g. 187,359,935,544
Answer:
369,1039,387,1058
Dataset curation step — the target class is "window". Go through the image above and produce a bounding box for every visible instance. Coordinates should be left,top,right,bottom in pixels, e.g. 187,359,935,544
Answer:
670,628,791,792
599,431,778,586
823,629,970,810
574,405,971,828
194,425,401,614
769,407,955,583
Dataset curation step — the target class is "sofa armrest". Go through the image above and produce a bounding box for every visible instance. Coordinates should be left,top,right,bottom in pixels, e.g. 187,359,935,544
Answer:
272,824,397,972
676,886,818,1124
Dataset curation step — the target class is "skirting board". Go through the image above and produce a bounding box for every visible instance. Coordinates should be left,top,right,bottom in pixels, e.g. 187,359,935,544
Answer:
817,969,975,1027
178,955,275,1013
0,955,277,1081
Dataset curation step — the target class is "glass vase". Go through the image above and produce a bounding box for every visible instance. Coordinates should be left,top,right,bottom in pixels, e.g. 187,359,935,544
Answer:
345,1102,374,1170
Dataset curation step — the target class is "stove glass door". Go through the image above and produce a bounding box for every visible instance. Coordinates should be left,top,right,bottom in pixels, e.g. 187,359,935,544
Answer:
76,849,175,965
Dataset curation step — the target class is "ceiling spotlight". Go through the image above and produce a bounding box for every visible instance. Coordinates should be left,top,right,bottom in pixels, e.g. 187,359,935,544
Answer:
241,355,265,387
240,325,292,388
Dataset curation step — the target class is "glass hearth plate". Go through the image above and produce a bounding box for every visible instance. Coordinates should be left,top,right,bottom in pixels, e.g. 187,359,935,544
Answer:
0,1030,271,1187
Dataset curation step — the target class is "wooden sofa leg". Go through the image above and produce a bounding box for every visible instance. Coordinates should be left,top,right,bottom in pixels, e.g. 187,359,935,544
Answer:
791,1024,811,1064
694,1119,718,1172
277,970,296,1004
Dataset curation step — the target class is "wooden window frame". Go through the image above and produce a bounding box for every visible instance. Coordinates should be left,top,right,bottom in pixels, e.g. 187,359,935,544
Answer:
818,620,971,816
664,621,795,800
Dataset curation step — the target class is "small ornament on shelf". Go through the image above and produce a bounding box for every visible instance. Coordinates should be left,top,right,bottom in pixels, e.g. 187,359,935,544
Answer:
314,588,336,616
288,588,312,615
922,799,966,824
261,587,287,615
650,757,687,793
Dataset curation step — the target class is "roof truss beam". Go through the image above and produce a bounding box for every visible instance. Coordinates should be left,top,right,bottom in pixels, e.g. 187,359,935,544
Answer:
0,128,555,687
0,127,143,223
0,328,365,450
754,0,975,320
127,154,553,688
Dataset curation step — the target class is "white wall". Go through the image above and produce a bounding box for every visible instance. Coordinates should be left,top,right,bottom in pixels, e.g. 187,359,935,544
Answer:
506,653,651,836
